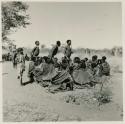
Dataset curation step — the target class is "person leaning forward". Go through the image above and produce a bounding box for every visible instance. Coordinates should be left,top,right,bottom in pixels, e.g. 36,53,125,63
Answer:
48,41,61,60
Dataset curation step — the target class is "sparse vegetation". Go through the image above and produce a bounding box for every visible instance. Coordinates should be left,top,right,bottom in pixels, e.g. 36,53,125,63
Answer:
2,1,30,45
94,87,113,106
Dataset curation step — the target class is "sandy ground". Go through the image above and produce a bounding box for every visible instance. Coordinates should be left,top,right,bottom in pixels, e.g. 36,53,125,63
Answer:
2,60,123,122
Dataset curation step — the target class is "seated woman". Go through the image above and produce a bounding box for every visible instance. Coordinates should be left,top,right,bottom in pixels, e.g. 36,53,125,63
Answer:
72,57,81,70
91,62,98,75
59,56,69,71
33,56,58,83
94,59,103,77
101,56,110,76
29,56,73,90
91,55,98,66
51,57,73,90
53,57,60,71
72,57,95,86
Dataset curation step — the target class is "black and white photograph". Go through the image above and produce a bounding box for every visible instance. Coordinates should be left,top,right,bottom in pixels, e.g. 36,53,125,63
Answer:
1,0,123,122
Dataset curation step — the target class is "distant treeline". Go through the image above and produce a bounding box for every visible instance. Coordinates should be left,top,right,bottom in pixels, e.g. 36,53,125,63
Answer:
22,46,122,57
2,45,122,58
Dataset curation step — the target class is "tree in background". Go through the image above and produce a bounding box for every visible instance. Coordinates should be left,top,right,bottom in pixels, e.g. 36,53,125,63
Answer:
2,1,30,45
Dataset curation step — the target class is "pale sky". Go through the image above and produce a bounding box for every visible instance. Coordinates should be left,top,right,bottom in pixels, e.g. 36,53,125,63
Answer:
9,2,122,49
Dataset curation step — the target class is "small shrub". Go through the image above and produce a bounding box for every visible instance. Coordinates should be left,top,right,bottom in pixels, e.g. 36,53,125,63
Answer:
94,87,113,105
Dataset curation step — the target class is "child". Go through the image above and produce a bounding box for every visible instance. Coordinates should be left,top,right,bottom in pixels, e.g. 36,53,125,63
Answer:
84,57,88,62
80,59,86,69
73,57,81,70
101,56,110,76
17,48,25,85
95,59,103,76
91,55,98,66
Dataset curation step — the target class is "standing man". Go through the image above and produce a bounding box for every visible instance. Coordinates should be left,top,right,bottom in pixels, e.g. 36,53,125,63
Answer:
31,41,40,62
48,41,61,60
64,40,73,64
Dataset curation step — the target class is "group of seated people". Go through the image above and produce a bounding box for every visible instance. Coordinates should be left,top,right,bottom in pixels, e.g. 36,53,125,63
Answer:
27,55,110,91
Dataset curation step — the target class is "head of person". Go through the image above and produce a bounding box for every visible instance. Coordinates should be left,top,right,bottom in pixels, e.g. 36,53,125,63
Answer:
84,57,88,62
35,41,40,46
31,56,36,62
67,40,71,46
92,55,98,61
80,60,86,69
61,57,68,69
56,41,61,47
102,56,106,62
73,57,81,64
43,56,48,63
17,48,23,54
81,59,85,63
86,60,92,68
62,56,68,63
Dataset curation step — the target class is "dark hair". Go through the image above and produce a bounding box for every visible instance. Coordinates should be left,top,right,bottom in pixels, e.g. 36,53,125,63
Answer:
84,57,88,62
43,56,48,63
67,40,71,44
81,59,85,63
17,48,23,53
56,41,61,46
35,41,39,45
61,58,68,69
80,61,86,69
102,56,106,60
92,55,98,61
73,57,80,63
31,56,36,62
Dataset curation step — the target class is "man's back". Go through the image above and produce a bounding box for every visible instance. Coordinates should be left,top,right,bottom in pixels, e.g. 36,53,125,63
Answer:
31,46,40,57
48,45,58,59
